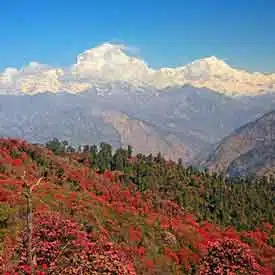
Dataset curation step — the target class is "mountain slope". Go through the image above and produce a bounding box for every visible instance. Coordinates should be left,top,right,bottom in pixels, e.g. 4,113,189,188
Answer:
0,138,274,274
199,110,275,176
103,111,188,161
0,93,189,161
1,43,275,96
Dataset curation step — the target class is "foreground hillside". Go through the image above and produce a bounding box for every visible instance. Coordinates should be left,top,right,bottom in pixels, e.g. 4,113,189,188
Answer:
0,138,274,274
199,110,275,177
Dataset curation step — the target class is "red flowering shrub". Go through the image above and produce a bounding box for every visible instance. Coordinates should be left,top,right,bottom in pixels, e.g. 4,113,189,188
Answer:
12,211,136,274
84,242,136,275
198,238,267,275
15,211,86,271
49,242,137,275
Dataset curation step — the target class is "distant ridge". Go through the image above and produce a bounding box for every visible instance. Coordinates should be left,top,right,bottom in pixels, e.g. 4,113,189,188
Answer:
199,110,275,177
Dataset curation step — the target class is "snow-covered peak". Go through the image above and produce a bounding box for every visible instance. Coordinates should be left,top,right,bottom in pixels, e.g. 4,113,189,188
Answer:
76,43,128,66
74,43,149,72
179,56,275,95
72,43,152,85
201,55,226,64
0,43,275,96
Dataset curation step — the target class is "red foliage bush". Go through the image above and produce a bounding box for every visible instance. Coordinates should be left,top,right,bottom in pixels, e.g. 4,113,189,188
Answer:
11,211,136,275
198,238,271,275
16,212,84,267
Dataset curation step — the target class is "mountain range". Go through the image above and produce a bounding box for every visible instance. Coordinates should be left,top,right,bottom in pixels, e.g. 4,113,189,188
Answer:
1,43,275,96
1,43,275,165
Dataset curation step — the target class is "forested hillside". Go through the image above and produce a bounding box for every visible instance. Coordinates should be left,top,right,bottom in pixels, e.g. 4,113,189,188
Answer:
0,138,274,274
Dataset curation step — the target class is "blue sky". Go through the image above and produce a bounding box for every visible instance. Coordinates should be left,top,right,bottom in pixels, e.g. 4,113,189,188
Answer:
0,0,274,72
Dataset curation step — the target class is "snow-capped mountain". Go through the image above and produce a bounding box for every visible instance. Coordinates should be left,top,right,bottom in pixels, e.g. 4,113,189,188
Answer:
0,42,275,96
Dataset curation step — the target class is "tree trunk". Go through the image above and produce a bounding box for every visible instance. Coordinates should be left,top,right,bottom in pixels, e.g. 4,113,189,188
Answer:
25,188,33,274
23,177,43,275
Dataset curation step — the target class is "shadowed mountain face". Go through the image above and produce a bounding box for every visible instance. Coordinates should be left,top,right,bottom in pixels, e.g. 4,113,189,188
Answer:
1,86,275,162
199,111,275,177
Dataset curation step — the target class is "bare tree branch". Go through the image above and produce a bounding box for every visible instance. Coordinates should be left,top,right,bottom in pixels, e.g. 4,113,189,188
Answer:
30,177,44,192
